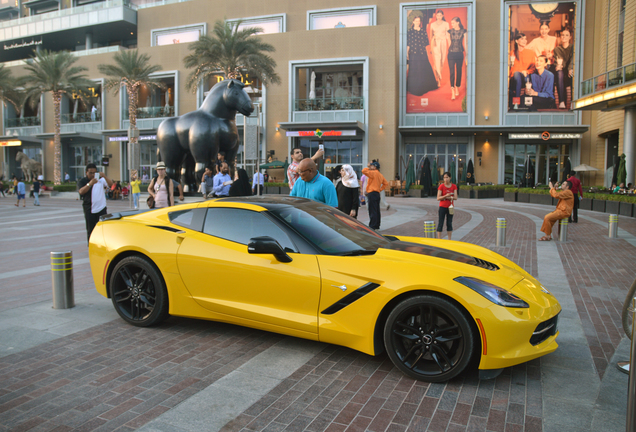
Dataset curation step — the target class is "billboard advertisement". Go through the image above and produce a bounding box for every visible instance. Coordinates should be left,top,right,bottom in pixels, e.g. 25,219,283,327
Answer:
507,3,576,112
406,6,468,113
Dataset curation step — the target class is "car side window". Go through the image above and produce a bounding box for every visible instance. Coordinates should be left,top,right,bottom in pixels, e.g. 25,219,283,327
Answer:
203,208,297,252
169,208,206,231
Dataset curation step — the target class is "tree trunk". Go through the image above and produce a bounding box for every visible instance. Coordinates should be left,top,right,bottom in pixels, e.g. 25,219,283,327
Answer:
128,86,140,184
52,91,62,185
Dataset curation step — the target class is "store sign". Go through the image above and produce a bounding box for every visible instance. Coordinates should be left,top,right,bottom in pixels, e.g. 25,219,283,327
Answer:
508,133,582,140
285,129,356,137
0,140,21,146
109,135,157,142
3,39,42,50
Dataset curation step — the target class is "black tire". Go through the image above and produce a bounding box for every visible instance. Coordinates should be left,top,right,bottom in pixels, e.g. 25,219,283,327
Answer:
109,256,169,327
383,295,475,382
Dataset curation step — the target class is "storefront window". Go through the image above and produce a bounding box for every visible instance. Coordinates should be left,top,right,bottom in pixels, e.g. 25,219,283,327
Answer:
406,143,467,184
69,144,103,181
504,143,569,185
140,141,158,182
297,138,363,179
295,67,364,111
124,77,176,120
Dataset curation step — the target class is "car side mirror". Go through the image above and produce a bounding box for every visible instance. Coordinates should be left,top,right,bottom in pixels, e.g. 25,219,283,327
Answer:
248,236,293,263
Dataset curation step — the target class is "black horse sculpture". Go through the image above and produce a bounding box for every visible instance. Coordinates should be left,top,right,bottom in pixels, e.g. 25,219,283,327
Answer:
157,79,254,189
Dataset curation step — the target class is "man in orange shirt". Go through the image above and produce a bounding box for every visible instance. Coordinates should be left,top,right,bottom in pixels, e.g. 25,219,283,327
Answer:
539,180,574,241
362,160,388,231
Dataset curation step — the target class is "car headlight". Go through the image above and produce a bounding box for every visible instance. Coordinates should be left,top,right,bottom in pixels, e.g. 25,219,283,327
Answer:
454,276,529,308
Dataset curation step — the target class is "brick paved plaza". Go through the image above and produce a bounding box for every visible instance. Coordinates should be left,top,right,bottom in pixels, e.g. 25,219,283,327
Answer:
0,193,634,432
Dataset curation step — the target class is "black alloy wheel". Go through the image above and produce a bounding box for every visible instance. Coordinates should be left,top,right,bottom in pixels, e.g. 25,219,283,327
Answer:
110,256,169,327
384,295,475,382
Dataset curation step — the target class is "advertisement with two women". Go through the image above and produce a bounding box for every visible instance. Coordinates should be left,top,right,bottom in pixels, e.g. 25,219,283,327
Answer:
406,6,468,114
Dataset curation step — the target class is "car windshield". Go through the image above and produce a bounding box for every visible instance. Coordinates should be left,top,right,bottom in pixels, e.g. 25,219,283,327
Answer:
268,204,391,254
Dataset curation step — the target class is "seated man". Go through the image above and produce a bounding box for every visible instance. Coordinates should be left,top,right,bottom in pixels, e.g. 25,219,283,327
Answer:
539,180,573,241
527,55,556,110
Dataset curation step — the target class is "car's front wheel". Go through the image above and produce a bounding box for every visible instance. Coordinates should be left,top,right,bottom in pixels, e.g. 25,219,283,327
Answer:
110,256,169,327
384,295,475,382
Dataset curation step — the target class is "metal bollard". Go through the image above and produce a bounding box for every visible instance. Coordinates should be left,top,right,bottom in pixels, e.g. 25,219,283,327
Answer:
51,251,74,309
609,214,619,238
423,221,436,238
496,218,506,247
559,219,568,242
627,298,636,432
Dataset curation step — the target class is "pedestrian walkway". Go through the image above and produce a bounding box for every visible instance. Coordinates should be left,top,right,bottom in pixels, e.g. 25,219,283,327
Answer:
0,194,634,432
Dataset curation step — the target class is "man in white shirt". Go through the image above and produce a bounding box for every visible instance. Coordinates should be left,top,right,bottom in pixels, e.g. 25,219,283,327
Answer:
253,171,264,195
78,163,112,243
287,147,324,189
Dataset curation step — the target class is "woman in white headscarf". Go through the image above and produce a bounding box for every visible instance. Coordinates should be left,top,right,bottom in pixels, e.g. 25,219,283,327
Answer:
336,164,360,218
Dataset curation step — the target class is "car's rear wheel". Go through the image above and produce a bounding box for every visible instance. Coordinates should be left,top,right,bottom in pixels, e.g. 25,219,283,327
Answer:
384,295,475,382
110,256,169,327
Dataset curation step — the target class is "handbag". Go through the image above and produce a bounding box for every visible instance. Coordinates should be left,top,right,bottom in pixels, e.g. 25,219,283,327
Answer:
448,201,454,215
147,195,155,209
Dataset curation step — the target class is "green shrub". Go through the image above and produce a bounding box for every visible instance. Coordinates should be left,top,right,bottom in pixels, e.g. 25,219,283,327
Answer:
504,187,518,193
265,182,289,187
409,184,423,189
517,188,551,195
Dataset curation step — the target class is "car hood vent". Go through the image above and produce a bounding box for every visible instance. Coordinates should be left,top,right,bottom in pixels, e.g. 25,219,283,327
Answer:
385,241,499,271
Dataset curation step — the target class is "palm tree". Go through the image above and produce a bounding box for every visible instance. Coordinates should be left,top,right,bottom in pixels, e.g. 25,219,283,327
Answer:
184,19,281,92
20,50,94,185
0,64,19,112
98,50,165,179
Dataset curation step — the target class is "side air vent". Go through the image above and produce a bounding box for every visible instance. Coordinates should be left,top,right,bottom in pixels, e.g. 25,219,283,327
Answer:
472,258,500,271
149,225,185,233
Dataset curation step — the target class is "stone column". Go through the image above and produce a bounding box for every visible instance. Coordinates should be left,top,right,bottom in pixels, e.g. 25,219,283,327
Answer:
624,106,636,187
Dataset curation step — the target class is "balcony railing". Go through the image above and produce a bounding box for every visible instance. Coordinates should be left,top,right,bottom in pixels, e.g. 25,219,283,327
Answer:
5,116,41,127
580,62,636,97
0,0,135,29
123,106,174,120
61,112,101,123
294,97,364,111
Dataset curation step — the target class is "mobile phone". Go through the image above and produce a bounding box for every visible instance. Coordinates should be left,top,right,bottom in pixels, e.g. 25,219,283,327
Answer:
319,144,324,151
95,172,100,180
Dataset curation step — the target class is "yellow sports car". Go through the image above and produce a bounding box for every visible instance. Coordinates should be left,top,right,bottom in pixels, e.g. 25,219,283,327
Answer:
89,196,560,382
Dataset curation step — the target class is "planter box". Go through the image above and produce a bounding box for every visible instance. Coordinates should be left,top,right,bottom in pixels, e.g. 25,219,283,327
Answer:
592,199,606,213
458,189,474,199
407,189,426,198
517,192,530,203
497,189,505,198
265,186,279,194
605,200,620,215
504,191,517,202
619,202,634,217
529,194,552,205
473,189,495,199
280,186,290,195
580,198,593,210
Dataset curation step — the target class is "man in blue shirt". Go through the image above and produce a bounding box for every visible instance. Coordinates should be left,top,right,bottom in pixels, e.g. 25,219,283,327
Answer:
290,158,338,207
528,55,556,110
213,162,232,197
15,177,26,207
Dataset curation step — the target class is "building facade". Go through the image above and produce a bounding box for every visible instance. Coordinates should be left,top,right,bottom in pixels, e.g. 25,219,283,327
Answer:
1,0,632,189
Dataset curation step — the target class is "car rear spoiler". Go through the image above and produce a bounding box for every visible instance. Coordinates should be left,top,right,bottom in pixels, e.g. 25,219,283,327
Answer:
100,209,152,221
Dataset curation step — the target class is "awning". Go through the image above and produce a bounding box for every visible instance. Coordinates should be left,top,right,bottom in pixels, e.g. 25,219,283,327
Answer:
35,132,103,141
278,121,365,133
399,125,589,137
